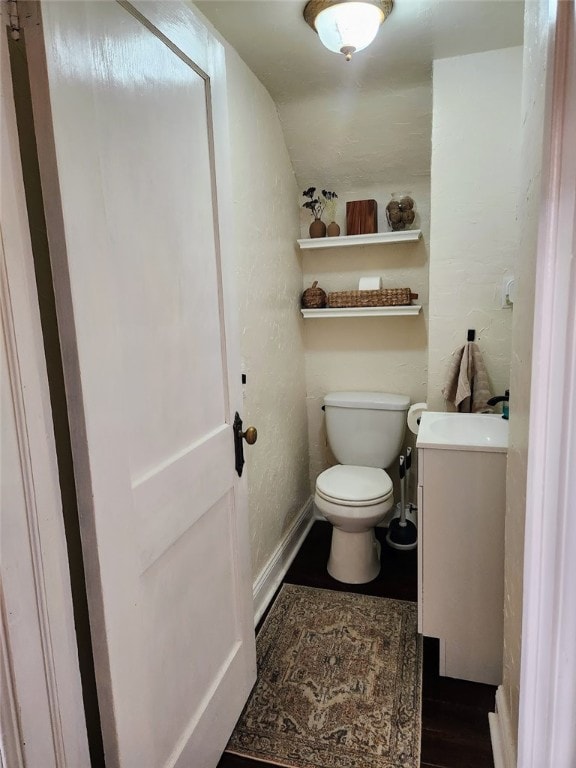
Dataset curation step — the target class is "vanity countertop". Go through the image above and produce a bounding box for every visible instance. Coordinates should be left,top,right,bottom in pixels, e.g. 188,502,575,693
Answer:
417,412,508,452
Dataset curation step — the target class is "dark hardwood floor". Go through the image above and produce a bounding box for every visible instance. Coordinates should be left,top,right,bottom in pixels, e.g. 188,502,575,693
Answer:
218,521,496,768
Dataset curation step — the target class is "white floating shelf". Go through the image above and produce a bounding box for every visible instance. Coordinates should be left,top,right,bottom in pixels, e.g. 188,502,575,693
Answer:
297,230,422,250
301,305,422,318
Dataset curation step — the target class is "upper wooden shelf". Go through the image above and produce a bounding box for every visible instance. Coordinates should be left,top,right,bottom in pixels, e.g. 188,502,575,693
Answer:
297,230,422,250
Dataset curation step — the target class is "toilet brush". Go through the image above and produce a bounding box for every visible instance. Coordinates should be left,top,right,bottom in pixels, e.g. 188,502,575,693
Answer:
405,447,412,513
405,447,418,526
389,447,417,527
386,454,418,551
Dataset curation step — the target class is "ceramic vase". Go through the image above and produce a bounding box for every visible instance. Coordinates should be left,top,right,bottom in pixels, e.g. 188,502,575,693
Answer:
327,221,341,237
309,219,326,238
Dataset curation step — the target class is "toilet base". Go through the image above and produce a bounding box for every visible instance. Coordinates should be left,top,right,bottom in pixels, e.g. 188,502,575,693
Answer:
327,528,381,584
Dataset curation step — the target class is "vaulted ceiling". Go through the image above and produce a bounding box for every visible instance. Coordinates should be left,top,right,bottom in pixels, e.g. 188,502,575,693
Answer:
196,1,524,102
196,1,524,187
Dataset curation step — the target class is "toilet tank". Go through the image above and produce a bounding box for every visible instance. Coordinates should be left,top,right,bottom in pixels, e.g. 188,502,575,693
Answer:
324,391,410,468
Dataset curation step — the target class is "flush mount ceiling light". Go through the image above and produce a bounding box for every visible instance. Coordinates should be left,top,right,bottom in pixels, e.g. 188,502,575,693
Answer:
304,0,393,62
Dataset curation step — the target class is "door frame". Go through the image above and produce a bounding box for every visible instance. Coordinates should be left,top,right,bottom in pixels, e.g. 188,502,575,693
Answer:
0,15,90,767
8,0,575,765
518,0,576,765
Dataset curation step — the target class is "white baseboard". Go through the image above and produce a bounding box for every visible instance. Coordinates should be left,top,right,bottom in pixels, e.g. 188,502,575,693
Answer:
252,497,315,626
489,685,517,768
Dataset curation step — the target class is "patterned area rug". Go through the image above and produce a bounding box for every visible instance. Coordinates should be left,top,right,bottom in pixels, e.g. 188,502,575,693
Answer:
226,584,422,768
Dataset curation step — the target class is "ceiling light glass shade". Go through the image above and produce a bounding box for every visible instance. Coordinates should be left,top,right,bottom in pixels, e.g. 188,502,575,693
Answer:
314,2,384,59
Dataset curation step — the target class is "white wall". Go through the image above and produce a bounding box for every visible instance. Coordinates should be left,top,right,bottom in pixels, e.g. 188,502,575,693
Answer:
302,179,430,493
278,83,433,198
428,47,523,410
504,3,550,740
276,82,432,495
224,46,311,579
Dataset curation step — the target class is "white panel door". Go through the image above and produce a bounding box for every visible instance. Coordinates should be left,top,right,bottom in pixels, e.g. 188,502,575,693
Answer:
26,2,256,766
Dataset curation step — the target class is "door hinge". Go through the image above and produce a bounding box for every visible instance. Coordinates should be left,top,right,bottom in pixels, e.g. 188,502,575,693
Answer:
5,1,37,39
7,0,20,40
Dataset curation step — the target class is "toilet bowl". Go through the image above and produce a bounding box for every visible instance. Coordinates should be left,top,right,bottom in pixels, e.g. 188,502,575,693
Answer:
315,465,394,583
315,391,410,584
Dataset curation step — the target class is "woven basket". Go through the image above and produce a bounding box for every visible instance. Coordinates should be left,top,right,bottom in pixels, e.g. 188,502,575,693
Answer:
327,287,416,308
301,281,327,309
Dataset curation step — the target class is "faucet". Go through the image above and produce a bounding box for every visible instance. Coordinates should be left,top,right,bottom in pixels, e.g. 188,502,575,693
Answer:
487,389,509,420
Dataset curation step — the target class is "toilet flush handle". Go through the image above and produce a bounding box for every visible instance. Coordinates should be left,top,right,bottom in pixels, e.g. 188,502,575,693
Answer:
233,412,258,477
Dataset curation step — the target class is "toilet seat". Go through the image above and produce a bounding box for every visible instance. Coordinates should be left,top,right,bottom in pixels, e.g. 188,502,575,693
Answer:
316,465,393,507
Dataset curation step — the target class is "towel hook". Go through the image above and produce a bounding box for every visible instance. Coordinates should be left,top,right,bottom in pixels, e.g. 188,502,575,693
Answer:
467,329,476,342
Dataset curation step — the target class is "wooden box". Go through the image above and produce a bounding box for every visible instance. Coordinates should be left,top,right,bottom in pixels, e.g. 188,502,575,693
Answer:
346,199,378,235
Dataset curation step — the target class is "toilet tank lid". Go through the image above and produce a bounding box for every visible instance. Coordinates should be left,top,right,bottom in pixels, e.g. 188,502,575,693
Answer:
323,392,410,411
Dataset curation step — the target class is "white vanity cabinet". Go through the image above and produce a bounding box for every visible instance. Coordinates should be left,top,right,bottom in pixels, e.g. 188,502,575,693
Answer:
416,413,507,686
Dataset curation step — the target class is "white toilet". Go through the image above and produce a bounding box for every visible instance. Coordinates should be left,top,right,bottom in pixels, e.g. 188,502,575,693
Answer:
315,391,410,584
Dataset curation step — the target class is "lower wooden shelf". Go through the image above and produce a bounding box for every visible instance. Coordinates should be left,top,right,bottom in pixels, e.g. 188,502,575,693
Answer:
301,305,422,318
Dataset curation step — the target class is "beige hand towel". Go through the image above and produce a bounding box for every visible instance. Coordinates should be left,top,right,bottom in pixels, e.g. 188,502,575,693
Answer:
442,342,493,413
